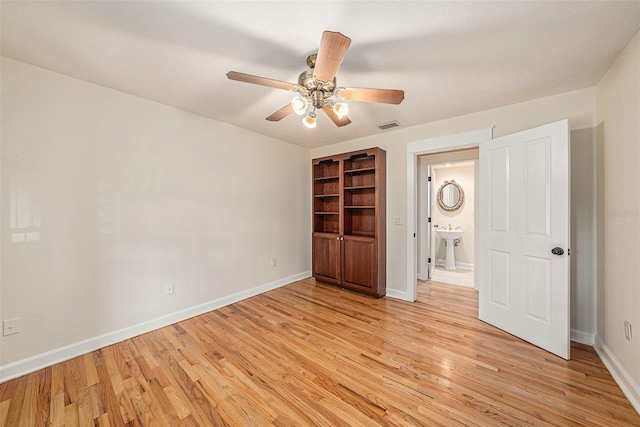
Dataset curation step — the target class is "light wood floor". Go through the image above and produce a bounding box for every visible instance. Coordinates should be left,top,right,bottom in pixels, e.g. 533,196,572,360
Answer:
1,278,639,426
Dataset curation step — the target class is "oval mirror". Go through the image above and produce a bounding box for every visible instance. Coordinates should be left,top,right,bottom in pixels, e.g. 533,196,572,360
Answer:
437,180,464,211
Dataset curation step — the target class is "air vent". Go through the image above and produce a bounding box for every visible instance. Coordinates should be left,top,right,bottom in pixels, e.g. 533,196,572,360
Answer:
377,121,400,130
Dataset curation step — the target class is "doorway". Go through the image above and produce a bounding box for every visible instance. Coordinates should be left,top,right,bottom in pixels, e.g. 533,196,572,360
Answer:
419,156,478,288
406,128,492,302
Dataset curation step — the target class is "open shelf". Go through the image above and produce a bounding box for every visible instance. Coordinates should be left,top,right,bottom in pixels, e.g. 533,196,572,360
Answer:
344,167,375,174
344,153,376,173
314,158,339,180
344,208,375,237
344,185,375,190
313,157,340,234
314,214,339,234
344,171,375,189
344,186,375,208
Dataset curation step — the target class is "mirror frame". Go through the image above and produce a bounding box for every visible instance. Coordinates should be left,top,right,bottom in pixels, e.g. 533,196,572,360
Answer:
437,180,464,212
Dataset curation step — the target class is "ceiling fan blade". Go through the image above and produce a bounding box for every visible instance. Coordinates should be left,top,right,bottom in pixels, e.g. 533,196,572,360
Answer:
227,71,296,91
266,104,294,121
340,88,405,105
322,105,351,127
313,31,351,82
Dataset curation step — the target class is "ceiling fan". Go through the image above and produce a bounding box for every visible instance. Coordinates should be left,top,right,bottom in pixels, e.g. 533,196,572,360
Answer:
226,31,405,129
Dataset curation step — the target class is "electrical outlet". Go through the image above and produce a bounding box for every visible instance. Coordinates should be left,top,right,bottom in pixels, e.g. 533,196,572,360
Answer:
393,216,402,225
271,258,277,267
624,321,632,342
165,282,174,295
3,318,20,336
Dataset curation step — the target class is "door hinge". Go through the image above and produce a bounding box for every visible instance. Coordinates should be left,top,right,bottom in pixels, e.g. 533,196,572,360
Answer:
428,217,431,223
413,233,416,238
427,176,432,182
428,257,431,263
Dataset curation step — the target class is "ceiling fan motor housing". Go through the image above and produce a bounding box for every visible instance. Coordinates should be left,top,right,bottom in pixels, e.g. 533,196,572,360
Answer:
297,54,337,109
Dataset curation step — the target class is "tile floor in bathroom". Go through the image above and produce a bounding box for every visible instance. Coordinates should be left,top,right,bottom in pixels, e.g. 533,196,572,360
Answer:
430,266,474,288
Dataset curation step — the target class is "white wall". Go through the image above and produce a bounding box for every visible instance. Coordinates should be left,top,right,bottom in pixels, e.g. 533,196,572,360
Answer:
595,29,640,410
0,58,311,377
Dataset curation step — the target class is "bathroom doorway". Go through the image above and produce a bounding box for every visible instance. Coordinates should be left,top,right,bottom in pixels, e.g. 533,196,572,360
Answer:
417,148,479,289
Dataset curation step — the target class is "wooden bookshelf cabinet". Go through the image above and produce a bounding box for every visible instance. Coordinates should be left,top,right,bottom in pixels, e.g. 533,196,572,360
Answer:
312,148,386,297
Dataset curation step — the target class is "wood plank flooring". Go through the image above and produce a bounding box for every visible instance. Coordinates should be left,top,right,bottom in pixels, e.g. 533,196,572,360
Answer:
1,278,639,426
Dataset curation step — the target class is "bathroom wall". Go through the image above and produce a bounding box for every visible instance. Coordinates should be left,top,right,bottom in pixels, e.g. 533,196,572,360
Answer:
417,149,478,279
432,163,475,268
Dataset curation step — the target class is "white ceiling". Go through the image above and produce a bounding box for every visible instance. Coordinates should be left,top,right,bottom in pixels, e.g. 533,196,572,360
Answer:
2,1,639,148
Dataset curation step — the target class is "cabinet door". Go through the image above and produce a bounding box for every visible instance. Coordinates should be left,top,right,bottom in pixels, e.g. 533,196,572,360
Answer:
342,236,376,290
312,234,341,285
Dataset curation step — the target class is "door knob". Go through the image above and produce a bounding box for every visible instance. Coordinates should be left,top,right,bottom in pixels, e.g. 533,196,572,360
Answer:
551,247,564,256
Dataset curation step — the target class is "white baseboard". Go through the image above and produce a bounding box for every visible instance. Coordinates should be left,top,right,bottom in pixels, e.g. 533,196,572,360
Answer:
0,271,311,384
570,329,595,345
385,288,415,302
594,335,640,415
434,259,474,270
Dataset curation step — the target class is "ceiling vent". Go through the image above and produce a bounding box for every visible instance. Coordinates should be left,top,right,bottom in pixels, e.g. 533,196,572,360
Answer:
377,121,400,130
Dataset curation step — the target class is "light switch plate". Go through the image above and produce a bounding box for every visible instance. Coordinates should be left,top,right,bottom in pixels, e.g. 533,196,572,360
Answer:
393,216,402,225
165,283,174,295
3,318,20,336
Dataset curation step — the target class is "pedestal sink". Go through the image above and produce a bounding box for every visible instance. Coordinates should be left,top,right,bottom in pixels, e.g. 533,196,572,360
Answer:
436,229,463,270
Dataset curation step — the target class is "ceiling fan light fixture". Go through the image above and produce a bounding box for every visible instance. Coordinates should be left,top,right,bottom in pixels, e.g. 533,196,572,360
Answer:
303,111,317,129
332,101,349,119
291,95,309,116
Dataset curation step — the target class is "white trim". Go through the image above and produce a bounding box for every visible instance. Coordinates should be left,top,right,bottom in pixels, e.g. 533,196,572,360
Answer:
385,288,414,302
417,163,429,281
570,329,595,345
594,335,640,415
434,260,474,270
406,128,493,302
0,271,311,383
473,159,480,291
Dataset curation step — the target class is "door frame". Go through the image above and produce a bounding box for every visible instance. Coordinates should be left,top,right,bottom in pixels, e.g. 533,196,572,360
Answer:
405,128,493,302
417,164,430,281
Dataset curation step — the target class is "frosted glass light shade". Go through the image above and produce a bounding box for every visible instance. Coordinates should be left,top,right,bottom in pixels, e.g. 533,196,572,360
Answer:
332,102,349,119
291,96,308,116
302,113,316,128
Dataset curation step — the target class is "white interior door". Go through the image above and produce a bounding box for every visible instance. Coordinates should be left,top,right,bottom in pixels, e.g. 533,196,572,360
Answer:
479,119,570,359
